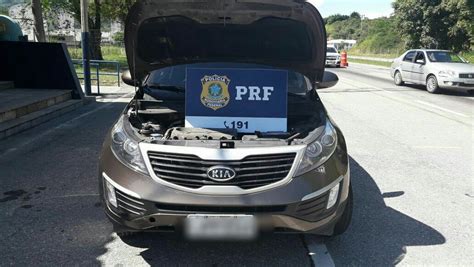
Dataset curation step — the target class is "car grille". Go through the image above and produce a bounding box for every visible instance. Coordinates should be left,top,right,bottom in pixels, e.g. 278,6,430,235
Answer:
327,56,337,60
459,73,474,79
115,189,146,216
148,152,296,190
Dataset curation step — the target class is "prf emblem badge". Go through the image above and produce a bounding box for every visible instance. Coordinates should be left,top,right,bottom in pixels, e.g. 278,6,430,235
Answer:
200,75,231,111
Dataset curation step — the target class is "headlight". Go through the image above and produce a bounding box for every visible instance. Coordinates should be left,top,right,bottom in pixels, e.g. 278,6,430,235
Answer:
110,116,148,175
438,70,456,77
294,120,338,176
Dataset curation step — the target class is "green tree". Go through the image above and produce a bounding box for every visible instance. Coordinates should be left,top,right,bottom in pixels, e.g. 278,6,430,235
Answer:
41,0,137,59
0,6,8,15
393,0,473,52
324,14,350,25
353,17,404,54
43,0,103,59
325,15,362,40
102,0,136,24
350,12,361,20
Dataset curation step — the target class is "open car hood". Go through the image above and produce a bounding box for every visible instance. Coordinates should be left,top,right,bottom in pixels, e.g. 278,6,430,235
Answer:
124,0,327,84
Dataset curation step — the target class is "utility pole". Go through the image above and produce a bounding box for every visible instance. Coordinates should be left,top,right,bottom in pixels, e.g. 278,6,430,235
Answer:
81,0,92,96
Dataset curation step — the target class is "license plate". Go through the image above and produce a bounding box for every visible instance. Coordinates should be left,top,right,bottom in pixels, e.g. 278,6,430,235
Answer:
185,214,257,240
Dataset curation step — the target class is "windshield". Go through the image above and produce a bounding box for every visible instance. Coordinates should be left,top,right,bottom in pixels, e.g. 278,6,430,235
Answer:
145,63,310,95
426,51,466,63
327,47,338,53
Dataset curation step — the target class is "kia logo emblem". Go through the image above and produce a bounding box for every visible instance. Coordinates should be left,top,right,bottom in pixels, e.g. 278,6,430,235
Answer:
207,166,236,182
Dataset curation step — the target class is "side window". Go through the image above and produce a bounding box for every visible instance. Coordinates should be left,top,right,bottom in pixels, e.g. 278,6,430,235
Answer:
415,52,425,63
403,51,416,62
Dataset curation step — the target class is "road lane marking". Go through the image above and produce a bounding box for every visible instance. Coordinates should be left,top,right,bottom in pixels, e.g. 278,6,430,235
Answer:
304,236,335,267
415,100,470,118
0,93,134,157
339,67,474,102
333,73,472,125
412,146,462,149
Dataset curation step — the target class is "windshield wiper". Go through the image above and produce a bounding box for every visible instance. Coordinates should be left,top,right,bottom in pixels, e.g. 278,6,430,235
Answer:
147,84,185,92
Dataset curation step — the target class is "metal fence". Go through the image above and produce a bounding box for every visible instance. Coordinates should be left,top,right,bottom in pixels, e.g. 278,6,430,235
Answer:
73,59,121,95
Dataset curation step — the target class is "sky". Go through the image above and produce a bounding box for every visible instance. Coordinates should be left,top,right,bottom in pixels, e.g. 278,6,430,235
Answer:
308,0,394,19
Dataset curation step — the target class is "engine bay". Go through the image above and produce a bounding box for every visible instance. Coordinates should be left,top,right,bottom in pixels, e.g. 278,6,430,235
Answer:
126,91,326,146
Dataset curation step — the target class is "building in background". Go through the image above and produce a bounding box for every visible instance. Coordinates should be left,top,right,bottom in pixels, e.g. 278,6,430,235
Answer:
7,3,122,45
327,39,357,51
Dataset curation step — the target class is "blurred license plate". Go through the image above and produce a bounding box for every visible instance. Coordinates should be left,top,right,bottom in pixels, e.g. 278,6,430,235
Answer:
185,214,257,240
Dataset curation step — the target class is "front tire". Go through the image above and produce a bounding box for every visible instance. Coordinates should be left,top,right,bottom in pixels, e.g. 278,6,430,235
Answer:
332,184,353,236
394,71,404,86
426,75,441,94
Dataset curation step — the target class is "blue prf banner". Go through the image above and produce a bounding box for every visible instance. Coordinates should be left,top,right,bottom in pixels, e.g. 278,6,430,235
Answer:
185,68,288,133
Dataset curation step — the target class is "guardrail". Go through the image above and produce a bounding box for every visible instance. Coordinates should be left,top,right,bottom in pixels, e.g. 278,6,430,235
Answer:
72,59,121,95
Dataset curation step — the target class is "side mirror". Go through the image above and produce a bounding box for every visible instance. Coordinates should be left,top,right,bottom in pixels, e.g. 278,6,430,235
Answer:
317,71,339,89
122,70,139,87
416,59,425,65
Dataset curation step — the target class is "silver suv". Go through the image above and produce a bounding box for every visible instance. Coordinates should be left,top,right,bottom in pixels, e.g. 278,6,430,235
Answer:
99,0,352,240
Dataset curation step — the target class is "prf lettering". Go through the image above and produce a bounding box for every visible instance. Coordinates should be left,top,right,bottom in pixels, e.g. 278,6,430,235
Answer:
235,86,274,101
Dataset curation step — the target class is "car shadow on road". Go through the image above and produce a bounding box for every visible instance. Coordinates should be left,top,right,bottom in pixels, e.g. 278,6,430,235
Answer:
325,158,446,266
402,84,474,97
117,232,310,266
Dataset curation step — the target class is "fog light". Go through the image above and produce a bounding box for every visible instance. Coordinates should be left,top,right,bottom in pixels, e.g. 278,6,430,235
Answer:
327,183,340,209
105,179,117,208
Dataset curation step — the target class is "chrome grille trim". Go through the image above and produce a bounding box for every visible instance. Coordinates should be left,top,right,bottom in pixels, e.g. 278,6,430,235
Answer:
115,189,146,215
140,143,306,195
459,73,474,79
148,152,296,189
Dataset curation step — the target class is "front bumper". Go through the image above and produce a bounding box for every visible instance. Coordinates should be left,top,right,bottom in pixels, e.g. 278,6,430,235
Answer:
325,59,341,66
438,77,474,91
98,132,350,236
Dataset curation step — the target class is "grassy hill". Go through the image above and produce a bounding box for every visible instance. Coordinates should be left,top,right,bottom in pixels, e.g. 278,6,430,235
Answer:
326,13,472,62
326,14,404,56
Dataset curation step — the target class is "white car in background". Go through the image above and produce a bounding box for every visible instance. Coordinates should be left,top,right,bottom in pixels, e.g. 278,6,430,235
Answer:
391,49,474,94
326,46,341,68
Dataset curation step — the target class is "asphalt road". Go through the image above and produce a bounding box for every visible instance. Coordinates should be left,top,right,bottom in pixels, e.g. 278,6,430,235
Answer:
0,64,473,266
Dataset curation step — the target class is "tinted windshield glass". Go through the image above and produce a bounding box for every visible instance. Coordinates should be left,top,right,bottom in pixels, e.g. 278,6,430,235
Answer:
327,47,337,53
426,51,465,63
146,63,309,94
